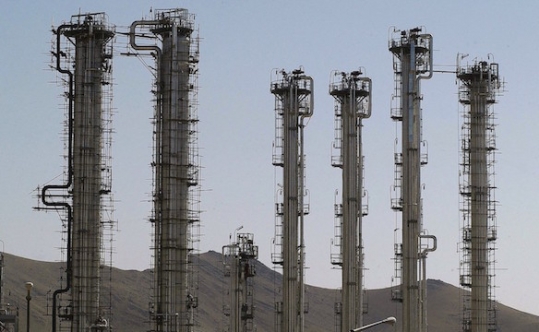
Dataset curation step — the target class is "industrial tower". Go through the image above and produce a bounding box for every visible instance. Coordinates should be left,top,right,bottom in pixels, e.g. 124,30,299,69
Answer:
329,70,371,332
389,27,436,332
457,57,501,332
39,13,115,332
0,252,18,331
270,68,313,332
222,233,259,332
129,9,201,332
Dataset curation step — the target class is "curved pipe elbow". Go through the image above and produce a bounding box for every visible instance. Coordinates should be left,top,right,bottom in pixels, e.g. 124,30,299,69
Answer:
420,234,437,254
359,77,373,119
302,75,314,118
130,20,162,57
419,33,434,80
55,24,74,76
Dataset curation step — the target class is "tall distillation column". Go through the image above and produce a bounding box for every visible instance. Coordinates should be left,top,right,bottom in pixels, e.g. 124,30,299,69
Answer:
457,58,500,332
389,27,433,332
0,251,18,331
222,233,259,332
38,13,114,332
129,9,200,332
69,15,114,331
271,69,313,332
329,70,371,332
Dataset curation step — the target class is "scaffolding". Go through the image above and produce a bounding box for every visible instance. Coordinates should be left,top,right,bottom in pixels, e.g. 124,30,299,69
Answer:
388,27,436,332
270,68,313,332
329,70,371,332
457,57,501,332
222,233,259,332
35,12,115,332
129,9,201,332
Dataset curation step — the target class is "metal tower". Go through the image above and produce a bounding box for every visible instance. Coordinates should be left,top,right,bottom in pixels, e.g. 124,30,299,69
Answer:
38,13,114,332
129,9,201,332
457,57,501,332
389,27,435,332
222,233,259,332
270,68,313,332
329,70,371,332
0,252,18,332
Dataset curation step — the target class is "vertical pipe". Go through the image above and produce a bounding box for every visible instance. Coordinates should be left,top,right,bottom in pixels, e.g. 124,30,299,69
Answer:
344,83,359,332
470,69,489,332
26,290,31,332
283,78,298,332
0,253,3,309
45,23,75,332
234,252,240,332
298,117,305,332
356,114,363,331
298,77,313,332
419,235,436,332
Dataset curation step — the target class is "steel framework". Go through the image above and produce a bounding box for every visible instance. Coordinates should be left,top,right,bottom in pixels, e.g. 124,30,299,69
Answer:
38,12,115,332
129,9,201,332
457,57,501,332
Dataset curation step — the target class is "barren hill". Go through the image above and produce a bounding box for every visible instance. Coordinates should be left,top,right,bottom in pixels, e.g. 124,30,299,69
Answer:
2,251,538,331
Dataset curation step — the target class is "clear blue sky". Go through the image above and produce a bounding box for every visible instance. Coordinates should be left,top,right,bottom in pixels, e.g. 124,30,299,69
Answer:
1,0,538,317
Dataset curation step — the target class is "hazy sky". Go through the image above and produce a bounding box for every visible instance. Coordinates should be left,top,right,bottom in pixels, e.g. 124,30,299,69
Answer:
2,0,538,318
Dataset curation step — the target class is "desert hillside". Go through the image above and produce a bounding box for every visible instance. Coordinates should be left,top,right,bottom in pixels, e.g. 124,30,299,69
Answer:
2,251,538,331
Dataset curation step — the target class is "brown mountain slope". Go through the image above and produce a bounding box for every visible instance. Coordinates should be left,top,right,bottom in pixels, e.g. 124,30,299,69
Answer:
2,251,538,331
